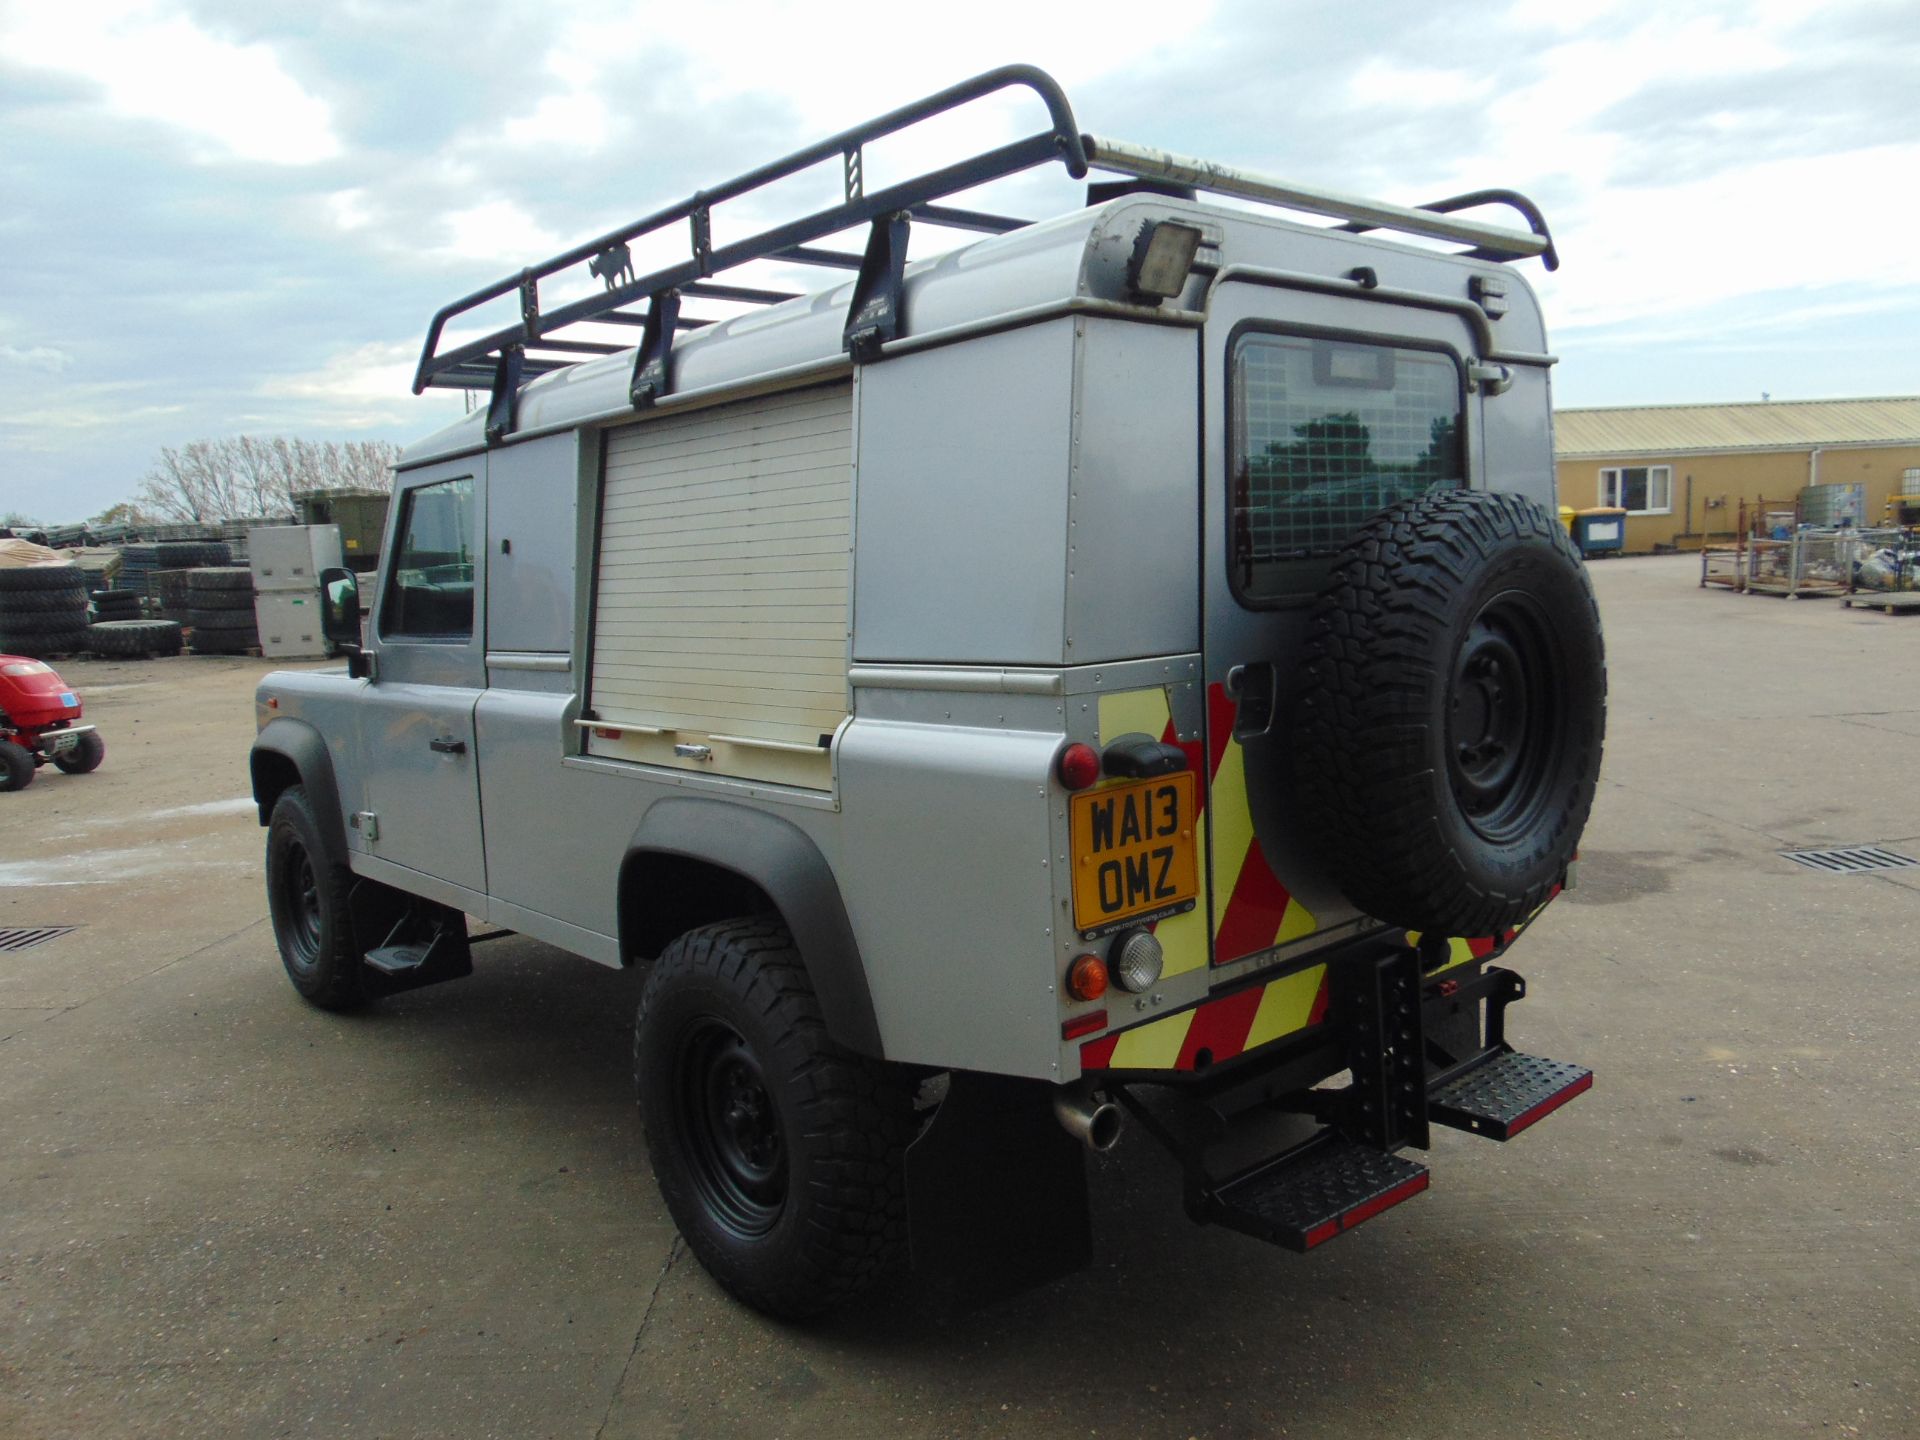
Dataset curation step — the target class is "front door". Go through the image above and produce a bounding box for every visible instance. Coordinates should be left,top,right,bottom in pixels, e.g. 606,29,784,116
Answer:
356,464,488,901
1201,279,1484,970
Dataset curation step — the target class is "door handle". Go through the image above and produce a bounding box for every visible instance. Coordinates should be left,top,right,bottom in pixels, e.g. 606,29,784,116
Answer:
429,737,467,755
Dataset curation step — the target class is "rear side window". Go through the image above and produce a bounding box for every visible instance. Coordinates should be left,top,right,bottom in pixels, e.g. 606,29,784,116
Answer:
380,475,476,639
1230,333,1465,603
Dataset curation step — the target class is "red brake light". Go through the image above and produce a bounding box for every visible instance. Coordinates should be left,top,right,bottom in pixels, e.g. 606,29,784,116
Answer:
1057,742,1100,791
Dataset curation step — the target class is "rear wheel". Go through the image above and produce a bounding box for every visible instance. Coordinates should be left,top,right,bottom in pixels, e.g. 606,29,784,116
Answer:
265,785,366,1010
634,918,913,1319
51,731,104,774
0,740,34,792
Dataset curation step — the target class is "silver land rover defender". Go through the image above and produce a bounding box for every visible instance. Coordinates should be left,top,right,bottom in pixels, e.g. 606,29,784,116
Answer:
252,65,1605,1318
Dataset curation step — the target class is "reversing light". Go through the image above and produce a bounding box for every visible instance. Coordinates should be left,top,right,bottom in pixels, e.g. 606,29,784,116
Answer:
1110,929,1164,993
1057,741,1101,791
1126,221,1203,303
1066,953,1109,1001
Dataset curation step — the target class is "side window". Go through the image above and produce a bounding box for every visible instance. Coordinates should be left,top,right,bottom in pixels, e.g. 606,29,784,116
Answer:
1230,332,1465,603
379,476,476,640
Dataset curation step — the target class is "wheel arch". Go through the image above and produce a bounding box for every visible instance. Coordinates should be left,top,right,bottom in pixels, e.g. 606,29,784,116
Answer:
619,797,881,1058
251,718,349,861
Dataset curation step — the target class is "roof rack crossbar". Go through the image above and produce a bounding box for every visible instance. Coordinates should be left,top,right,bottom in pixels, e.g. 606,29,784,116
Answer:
1079,135,1555,268
1334,187,1559,272
412,63,1086,394
909,203,1026,234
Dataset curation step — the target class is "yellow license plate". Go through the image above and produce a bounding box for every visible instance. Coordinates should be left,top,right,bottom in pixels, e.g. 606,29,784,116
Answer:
1069,772,1199,937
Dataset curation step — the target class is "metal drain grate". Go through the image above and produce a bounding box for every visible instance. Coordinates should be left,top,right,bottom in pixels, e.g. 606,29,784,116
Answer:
0,926,77,952
1780,847,1918,874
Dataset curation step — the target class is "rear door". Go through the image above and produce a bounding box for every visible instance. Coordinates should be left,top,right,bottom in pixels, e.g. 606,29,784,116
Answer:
1201,278,1483,971
356,463,488,901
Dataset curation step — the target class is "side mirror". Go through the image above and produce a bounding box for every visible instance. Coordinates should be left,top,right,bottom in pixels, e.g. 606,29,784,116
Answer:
319,567,364,650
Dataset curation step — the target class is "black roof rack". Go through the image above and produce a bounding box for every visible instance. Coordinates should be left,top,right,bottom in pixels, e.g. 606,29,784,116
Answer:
412,64,1556,438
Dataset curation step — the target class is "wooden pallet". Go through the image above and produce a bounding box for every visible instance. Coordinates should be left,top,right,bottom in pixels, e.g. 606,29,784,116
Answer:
1843,593,1920,615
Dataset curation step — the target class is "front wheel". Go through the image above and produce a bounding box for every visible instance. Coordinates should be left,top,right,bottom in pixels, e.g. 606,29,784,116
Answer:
51,731,105,774
0,739,33,792
265,785,367,1010
634,919,913,1320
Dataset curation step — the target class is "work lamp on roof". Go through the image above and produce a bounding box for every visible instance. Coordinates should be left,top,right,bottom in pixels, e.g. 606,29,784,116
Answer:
1126,221,1203,303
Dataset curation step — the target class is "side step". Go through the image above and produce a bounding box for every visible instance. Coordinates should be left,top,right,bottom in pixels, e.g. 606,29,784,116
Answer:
1205,1132,1429,1253
1429,1049,1591,1141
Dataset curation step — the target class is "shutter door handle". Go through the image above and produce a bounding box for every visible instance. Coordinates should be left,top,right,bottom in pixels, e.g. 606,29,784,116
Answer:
429,737,467,755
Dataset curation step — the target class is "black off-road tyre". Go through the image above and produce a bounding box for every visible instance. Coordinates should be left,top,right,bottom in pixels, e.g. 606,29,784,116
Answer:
51,731,104,775
0,739,34,791
187,567,254,592
0,566,86,595
88,619,183,658
0,627,91,658
265,785,367,1010
1294,489,1606,937
0,590,89,616
635,919,914,1320
90,588,139,606
185,591,254,613
155,541,231,568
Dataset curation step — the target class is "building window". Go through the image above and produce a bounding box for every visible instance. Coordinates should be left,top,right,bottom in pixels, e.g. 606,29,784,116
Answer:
1599,465,1672,515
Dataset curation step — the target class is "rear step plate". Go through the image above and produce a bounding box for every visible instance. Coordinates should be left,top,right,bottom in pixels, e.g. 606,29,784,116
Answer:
1209,1134,1429,1253
1430,1051,1592,1141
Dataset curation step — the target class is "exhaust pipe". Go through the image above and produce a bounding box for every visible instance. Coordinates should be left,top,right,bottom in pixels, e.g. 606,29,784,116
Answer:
1053,1084,1123,1152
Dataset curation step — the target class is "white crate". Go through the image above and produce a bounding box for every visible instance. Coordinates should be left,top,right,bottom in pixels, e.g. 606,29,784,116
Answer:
248,525,344,592
254,591,328,658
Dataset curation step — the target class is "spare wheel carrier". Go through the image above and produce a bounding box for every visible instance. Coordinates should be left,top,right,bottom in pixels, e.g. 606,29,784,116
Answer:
1291,489,1606,938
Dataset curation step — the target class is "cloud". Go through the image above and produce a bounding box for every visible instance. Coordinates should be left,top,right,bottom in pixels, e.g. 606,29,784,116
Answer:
0,346,73,373
0,4,340,165
0,0,1915,521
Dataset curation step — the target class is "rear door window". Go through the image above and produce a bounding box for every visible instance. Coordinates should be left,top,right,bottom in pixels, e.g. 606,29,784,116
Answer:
1230,332,1465,603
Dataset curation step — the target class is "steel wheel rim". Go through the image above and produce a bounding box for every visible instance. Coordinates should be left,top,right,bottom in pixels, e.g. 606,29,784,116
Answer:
672,1018,787,1239
279,843,323,971
1446,590,1562,844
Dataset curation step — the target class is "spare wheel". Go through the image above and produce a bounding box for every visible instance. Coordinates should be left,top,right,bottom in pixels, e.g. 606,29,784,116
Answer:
1292,489,1606,938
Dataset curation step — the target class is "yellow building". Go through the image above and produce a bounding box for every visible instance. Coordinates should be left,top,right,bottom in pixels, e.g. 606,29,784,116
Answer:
1554,397,1920,554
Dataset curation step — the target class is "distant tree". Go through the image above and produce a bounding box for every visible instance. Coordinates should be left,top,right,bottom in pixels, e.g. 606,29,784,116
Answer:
134,436,399,524
90,501,147,527
2,510,38,528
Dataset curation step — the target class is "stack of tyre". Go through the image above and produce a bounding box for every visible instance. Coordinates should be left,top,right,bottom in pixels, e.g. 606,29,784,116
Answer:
116,543,161,599
90,587,141,622
187,568,259,655
122,540,231,609
0,565,91,658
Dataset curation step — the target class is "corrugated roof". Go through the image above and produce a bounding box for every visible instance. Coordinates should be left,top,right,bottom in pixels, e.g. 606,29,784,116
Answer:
1555,396,1920,459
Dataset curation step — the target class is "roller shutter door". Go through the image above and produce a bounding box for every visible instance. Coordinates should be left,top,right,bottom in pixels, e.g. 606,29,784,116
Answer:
586,383,852,788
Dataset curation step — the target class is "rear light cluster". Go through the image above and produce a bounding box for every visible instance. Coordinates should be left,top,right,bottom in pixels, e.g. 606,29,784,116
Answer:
1057,741,1100,791
1061,927,1166,1042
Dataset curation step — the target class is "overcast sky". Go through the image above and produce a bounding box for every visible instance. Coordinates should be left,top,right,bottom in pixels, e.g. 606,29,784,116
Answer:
3,0,1917,522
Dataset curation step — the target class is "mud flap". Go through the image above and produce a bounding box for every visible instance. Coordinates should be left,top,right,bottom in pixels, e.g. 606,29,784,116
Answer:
905,1072,1091,1312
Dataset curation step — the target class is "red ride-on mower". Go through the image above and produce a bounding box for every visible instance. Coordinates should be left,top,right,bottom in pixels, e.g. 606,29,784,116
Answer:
0,655,104,791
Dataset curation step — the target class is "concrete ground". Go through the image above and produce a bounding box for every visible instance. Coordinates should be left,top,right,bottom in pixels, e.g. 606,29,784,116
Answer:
1,557,1916,1439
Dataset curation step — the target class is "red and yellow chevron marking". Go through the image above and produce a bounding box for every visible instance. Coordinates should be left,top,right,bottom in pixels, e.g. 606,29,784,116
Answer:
1079,963,1330,1072
1095,682,1318,972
